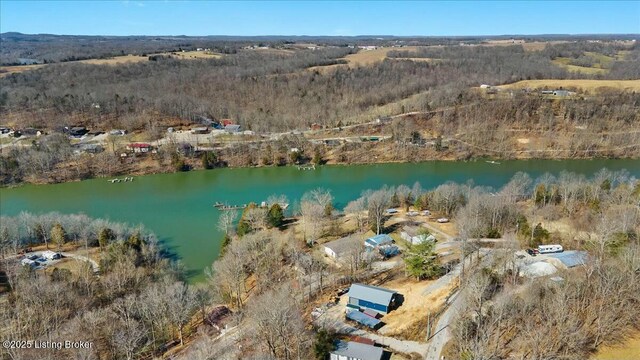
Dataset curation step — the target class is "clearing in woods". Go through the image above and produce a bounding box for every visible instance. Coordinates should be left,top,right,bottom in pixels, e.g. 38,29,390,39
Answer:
497,79,640,93
591,331,640,360
0,52,223,77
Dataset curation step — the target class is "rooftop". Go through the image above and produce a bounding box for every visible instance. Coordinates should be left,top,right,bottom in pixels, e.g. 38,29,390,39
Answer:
332,340,383,360
348,283,397,305
548,251,589,268
323,236,360,256
365,234,393,247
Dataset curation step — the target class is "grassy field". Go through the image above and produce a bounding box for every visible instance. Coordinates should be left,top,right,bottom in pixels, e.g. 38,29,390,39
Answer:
0,52,222,77
551,51,617,75
497,79,640,93
0,64,46,77
552,60,609,75
166,51,224,59
592,332,640,360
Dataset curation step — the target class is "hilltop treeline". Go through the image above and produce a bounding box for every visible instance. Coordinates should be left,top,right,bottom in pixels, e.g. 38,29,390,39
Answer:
0,212,208,360
389,41,640,80
0,45,578,132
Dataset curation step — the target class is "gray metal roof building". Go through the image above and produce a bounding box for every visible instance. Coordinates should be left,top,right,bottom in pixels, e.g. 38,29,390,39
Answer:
330,341,383,360
548,251,588,268
323,236,361,259
347,283,397,313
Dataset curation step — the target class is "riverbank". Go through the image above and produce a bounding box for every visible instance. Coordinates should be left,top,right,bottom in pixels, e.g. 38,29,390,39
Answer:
4,141,639,187
2,159,638,282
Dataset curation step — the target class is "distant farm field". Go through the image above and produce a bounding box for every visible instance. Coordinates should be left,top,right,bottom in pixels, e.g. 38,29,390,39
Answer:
498,79,640,93
78,54,151,65
0,52,225,77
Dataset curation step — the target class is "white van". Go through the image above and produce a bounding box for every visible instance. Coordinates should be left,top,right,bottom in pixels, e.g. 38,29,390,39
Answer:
538,244,563,254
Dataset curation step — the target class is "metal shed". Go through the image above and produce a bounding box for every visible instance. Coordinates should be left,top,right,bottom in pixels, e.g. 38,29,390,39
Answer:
548,251,588,268
347,283,397,314
345,310,381,329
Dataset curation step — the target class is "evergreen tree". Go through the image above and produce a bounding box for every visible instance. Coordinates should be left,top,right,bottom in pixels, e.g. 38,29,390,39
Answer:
98,227,115,250
313,328,335,360
404,241,442,280
267,204,284,228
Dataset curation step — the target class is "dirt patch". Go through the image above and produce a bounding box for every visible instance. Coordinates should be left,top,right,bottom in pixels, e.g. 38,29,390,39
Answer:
497,79,640,94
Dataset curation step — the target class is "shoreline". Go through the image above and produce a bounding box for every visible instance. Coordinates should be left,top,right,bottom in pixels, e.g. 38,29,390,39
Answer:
3,154,638,188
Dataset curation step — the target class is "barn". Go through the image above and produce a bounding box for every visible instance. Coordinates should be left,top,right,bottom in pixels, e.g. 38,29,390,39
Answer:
347,283,398,314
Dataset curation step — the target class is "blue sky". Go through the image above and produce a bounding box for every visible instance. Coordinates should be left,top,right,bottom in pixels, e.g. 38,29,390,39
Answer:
1,1,638,36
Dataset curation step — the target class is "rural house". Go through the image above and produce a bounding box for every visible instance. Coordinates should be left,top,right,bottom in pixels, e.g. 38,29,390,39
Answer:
347,283,398,314
323,236,361,259
401,225,436,245
330,341,383,360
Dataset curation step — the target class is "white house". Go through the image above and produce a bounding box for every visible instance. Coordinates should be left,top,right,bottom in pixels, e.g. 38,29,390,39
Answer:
400,225,436,245
324,236,361,259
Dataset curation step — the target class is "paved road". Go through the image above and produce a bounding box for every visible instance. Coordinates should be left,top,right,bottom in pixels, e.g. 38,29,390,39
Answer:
315,311,429,356
425,291,461,360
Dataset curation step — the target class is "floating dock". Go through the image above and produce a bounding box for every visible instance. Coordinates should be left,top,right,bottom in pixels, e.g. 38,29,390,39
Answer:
296,164,316,170
214,201,289,211
108,176,134,183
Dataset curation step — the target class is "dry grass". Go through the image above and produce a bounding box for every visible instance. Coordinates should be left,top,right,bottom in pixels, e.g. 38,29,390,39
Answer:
497,79,640,94
78,54,151,65
378,275,454,340
0,64,46,77
165,51,223,59
591,331,640,360
0,52,221,77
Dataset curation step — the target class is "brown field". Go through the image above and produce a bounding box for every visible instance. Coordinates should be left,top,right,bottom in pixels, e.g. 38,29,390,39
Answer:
497,79,640,93
592,331,640,360
482,40,568,51
78,54,151,65
0,64,46,77
0,52,223,77
308,46,426,74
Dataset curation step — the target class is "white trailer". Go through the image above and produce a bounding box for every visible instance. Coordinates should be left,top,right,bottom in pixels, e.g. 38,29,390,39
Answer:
538,244,563,254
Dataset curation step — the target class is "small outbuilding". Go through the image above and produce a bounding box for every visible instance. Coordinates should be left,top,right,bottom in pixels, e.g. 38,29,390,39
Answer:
347,283,398,314
330,340,383,360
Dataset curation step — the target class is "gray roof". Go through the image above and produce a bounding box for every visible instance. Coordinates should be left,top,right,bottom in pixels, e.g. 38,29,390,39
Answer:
348,283,396,306
548,251,588,268
331,341,383,360
324,236,360,256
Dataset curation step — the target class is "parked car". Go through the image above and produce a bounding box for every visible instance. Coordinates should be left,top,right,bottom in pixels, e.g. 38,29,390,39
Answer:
27,254,39,261
437,218,450,223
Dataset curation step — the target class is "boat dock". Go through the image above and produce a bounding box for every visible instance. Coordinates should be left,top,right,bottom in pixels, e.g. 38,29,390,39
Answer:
108,177,134,183
214,201,289,211
296,164,316,170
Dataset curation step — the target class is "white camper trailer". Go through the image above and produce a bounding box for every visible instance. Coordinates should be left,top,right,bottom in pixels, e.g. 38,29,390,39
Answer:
538,244,563,254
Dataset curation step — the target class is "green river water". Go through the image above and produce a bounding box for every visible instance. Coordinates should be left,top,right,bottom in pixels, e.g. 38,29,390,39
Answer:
1,159,638,281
